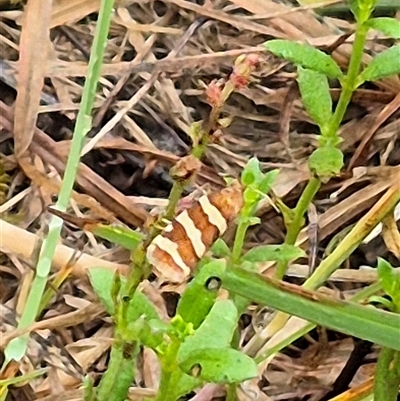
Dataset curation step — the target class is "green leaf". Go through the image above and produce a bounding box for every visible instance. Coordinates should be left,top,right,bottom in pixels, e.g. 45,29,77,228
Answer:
264,40,343,78
211,239,231,258
358,46,400,84
89,267,119,314
308,146,343,182
126,318,167,349
241,216,261,226
297,67,332,132
93,224,143,250
350,0,377,22
377,258,400,306
368,295,394,311
241,157,262,186
349,0,361,19
177,260,226,329
258,169,280,194
169,370,202,401
221,267,400,351
96,342,138,400
88,267,159,322
83,375,95,401
243,244,306,263
243,187,261,204
178,300,238,362
179,348,258,384
367,17,400,39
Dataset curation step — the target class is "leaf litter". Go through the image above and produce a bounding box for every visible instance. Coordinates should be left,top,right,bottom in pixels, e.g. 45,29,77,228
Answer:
0,0,399,400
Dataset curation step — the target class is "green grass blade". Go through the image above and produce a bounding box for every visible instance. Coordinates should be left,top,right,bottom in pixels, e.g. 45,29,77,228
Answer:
3,0,115,364
221,267,400,350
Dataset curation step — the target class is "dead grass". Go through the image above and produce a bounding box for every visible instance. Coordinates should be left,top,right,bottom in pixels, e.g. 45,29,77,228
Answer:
0,0,399,400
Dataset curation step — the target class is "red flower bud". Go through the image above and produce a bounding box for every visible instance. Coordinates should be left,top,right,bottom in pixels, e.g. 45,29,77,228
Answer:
229,54,260,89
206,80,224,107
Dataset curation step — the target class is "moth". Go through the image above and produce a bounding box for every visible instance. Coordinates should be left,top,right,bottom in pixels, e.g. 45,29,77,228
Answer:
146,184,243,282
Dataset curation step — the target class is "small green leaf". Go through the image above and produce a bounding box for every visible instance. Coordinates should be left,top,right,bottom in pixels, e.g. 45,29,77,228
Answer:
350,0,376,22
258,169,280,194
243,244,306,264
276,198,295,227
189,120,204,147
265,40,343,78
367,17,400,39
243,187,260,204
179,348,258,384
89,267,160,322
126,318,167,348
169,371,202,401
248,216,261,226
368,295,394,311
308,146,343,182
93,224,143,250
240,215,261,227
89,267,119,314
127,294,160,324
177,260,226,329
211,239,231,258
178,300,238,362
349,0,360,19
358,46,400,84
170,315,194,340
111,271,121,307
297,67,332,132
377,258,400,306
241,157,262,186
83,375,95,401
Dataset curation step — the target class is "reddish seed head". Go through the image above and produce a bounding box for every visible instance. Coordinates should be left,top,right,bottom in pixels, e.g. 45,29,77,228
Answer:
230,53,260,89
206,80,224,107
230,73,249,89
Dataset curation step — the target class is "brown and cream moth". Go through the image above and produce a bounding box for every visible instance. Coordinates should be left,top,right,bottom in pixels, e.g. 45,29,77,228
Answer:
146,184,243,283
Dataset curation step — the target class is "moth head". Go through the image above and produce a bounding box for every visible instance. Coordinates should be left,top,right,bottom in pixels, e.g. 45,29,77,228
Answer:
209,182,243,221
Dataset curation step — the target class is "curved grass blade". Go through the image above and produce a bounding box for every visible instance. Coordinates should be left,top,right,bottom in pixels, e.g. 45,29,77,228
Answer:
220,267,400,350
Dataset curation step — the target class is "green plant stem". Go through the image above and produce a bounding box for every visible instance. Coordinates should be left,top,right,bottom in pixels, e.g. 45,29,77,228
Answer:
275,176,321,280
232,219,251,263
2,0,114,367
246,181,399,358
275,18,369,280
114,65,245,401
303,184,400,290
123,256,149,306
96,339,138,401
83,375,96,401
163,180,187,222
226,384,237,401
124,161,201,299
192,130,210,159
374,348,400,401
155,340,181,401
118,100,225,401
329,22,368,137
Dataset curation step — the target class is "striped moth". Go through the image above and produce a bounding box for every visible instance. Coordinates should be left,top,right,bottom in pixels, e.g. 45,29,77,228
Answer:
146,184,243,282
